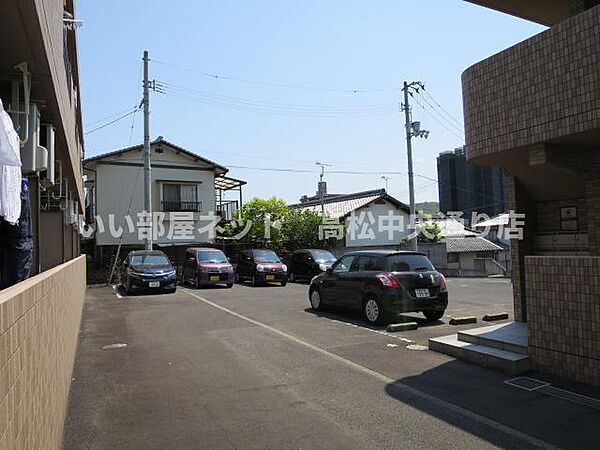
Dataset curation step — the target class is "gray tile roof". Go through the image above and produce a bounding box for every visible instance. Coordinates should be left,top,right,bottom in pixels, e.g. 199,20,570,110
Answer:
446,236,503,253
291,189,409,219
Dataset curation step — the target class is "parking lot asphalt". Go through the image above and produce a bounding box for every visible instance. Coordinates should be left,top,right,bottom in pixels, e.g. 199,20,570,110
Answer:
63,279,600,450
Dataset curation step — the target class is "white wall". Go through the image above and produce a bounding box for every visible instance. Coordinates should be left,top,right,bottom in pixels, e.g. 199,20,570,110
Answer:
91,147,217,246
345,201,410,248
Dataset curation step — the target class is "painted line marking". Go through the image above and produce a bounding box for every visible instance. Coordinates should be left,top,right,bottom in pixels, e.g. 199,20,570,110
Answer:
182,288,558,450
328,318,414,343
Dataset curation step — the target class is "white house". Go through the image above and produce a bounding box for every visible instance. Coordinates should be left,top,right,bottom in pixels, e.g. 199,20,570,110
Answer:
293,187,411,250
83,137,245,258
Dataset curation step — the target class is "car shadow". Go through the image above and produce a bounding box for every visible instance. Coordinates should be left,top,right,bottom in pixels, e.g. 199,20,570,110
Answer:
304,307,442,331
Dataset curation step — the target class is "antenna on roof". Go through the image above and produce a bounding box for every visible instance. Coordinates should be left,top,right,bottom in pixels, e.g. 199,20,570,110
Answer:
315,162,332,214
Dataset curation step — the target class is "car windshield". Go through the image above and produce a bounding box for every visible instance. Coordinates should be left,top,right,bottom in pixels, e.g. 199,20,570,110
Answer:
197,251,228,263
130,254,171,266
310,250,336,263
253,250,280,263
383,254,434,272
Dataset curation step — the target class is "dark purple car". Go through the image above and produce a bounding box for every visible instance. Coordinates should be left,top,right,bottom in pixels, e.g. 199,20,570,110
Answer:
183,248,235,288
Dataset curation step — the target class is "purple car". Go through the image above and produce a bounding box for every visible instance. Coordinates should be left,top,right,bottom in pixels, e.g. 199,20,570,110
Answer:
183,248,235,288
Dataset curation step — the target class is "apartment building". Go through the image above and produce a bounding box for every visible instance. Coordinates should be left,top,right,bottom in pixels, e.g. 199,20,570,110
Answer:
0,1,86,448
462,1,600,385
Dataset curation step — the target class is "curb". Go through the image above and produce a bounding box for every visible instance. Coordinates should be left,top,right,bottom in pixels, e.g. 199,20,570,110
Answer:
386,322,418,332
482,312,509,322
449,316,477,325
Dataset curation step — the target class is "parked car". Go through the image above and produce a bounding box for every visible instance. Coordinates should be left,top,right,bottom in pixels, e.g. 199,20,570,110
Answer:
288,249,337,283
120,250,177,294
236,249,287,286
308,250,447,325
182,247,235,288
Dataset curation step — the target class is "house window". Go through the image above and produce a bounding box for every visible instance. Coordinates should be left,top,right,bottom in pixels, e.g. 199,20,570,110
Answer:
161,184,201,212
447,253,459,263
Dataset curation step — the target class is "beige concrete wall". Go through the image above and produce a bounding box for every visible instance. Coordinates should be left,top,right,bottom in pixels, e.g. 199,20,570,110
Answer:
0,256,86,449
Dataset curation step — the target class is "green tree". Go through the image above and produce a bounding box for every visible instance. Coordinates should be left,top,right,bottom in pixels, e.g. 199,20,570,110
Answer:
221,197,288,245
418,221,442,243
280,208,324,251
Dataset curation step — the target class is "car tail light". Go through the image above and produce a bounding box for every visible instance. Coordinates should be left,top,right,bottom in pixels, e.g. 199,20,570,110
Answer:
375,272,400,288
439,274,448,292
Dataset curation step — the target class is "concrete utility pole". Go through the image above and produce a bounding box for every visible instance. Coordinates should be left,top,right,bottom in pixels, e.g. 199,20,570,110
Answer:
402,81,429,251
315,162,330,214
143,50,152,250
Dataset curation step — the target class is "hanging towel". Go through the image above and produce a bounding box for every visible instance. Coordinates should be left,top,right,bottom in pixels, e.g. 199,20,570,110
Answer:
0,98,23,224
0,98,21,166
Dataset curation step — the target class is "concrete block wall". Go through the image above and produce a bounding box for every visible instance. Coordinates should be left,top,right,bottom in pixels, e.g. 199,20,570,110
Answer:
0,256,86,449
525,256,600,386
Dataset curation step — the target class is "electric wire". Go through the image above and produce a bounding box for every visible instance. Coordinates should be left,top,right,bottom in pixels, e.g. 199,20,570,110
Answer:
84,107,141,135
150,58,400,94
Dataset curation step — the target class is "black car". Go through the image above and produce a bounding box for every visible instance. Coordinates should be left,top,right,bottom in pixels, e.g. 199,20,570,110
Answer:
236,249,287,286
120,250,177,294
288,249,337,283
308,250,447,325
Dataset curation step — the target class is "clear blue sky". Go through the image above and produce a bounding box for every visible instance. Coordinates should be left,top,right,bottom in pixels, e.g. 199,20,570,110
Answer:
78,0,544,205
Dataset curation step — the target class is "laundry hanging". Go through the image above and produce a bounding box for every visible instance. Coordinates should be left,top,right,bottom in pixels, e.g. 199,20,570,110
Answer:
0,97,23,224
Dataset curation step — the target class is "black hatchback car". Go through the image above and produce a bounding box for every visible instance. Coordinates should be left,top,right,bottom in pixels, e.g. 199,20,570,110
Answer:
236,249,287,286
308,250,447,325
120,250,177,294
288,249,337,283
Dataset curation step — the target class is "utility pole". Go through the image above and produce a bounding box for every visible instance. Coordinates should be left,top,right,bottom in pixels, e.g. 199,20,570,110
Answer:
315,162,331,214
143,50,152,250
381,176,390,191
402,81,429,251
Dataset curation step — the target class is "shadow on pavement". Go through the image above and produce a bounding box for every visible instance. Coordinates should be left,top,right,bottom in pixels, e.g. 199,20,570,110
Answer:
304,306,445,330
384,360,600,449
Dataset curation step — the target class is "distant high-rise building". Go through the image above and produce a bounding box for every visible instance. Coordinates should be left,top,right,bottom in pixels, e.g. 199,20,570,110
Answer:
437,147,507,224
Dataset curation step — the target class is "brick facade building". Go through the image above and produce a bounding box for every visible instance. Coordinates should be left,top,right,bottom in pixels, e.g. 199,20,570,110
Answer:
463,1,600,385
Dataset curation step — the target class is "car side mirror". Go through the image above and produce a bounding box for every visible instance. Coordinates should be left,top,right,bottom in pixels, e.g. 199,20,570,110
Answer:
123,260,129,267
227,257,231,262
326,267,333,275
188,257,195,262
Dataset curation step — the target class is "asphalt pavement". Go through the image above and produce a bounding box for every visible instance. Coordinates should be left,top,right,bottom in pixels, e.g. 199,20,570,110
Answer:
63,279,600,450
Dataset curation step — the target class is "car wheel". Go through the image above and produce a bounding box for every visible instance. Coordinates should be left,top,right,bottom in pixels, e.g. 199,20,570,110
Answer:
164,288,176,294
235,273,242,284
423,310,445,321
363,297,386,325
251,275,259,287
226,282,234,288
289,272,296,283
309,289,324,311
280,279,287,287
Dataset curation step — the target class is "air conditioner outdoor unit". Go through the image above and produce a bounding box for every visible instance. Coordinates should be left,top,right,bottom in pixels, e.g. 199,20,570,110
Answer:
39,124,56,188
21,103,48,174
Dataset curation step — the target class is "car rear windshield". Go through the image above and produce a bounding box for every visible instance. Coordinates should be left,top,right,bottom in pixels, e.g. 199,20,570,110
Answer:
383,254,434,272
130,255,171,266
197,251,228,263
311,250,336,263
253,250,280,263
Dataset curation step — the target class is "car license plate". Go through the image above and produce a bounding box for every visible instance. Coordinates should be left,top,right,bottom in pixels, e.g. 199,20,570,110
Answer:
210,275,220,282
265,275,275,281
415,288,430,298
149,281,160,288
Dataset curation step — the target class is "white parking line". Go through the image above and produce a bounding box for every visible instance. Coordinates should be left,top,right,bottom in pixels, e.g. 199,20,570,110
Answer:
328,318,413,343
182,288,558,450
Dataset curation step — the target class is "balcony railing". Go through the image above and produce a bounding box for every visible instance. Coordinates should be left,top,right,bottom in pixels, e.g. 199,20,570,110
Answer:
161,201,202,212
216,200,239,221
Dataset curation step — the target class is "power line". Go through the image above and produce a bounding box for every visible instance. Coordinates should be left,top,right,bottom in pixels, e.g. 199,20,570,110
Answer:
421,89,463,128
84,106,139,128
416,93,464,134
412,95,465,140
84,107,141,135
155,88,397,118
150,58,400,94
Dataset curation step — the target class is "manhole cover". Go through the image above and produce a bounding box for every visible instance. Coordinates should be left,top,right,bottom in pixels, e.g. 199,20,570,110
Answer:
406,344,428,351
504,377,549,391
102,343,128,350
